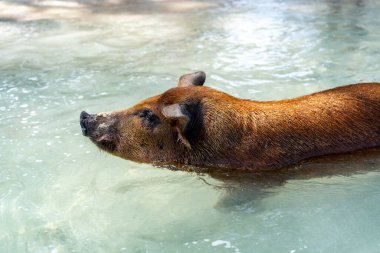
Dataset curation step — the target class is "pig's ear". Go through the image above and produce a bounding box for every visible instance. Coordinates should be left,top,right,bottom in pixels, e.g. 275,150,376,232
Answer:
162,104,191,148
162,102,203,149
178,71,206,87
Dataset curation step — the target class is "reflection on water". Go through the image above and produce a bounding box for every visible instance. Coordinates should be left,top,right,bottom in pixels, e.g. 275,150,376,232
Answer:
1,0,380,252
197,149,380,208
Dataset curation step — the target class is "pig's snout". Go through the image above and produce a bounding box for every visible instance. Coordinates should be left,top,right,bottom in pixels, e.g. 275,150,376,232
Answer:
80,111,120,153
80,111,95,136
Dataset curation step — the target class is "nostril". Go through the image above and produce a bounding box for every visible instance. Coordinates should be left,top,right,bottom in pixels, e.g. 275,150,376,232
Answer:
80,111,91,136
80,119,88,136
80,111,90,120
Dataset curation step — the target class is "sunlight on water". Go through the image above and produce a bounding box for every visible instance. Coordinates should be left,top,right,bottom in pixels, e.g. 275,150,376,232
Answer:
1,0,380,252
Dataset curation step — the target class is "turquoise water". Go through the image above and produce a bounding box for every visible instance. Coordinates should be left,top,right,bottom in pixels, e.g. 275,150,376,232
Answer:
1,0,380,252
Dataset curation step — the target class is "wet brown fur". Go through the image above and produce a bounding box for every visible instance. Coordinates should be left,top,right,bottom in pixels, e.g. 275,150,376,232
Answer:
82,80,380,171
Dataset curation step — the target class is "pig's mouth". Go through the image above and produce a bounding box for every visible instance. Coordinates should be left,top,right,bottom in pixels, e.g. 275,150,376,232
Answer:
80,111,119,153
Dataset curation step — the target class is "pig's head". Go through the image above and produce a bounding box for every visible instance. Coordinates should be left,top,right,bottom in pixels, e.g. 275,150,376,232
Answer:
80,71,242,167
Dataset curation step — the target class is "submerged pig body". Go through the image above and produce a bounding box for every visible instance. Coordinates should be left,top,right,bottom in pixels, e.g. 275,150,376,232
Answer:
80,72,380,170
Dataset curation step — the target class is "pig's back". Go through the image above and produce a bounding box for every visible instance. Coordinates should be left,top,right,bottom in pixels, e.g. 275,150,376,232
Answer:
251,83,380,169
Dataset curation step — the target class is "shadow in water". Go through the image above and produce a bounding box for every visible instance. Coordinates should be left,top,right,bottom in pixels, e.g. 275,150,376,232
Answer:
189,148,380,209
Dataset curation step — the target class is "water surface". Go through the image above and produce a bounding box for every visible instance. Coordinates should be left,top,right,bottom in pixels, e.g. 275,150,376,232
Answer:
1,0,380,252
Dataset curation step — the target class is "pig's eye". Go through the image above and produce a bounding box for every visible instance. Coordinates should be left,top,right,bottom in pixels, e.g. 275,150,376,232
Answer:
138,109,152,118
135,109,161,130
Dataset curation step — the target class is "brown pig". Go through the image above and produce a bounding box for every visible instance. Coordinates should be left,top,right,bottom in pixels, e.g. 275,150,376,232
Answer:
80,71,380,170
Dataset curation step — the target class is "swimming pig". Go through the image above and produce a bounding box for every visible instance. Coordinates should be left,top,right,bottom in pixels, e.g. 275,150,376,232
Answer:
80,71,380,170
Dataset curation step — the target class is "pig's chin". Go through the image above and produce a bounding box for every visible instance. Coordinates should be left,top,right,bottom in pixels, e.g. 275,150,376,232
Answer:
89,133,118,153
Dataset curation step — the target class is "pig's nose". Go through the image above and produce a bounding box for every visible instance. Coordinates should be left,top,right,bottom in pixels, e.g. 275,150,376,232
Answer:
80,111,91,120
80,111,92,136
